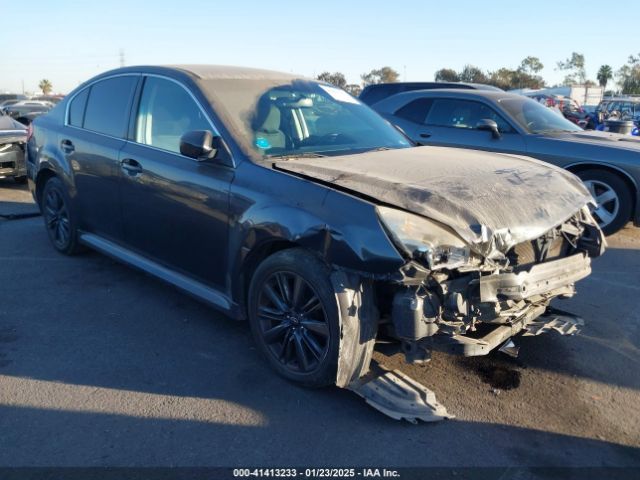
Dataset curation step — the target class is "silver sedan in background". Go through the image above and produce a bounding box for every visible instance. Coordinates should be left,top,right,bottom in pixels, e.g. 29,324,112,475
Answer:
370,89,640,235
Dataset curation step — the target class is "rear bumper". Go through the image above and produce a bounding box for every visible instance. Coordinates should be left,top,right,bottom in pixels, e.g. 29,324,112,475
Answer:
479,253,591,302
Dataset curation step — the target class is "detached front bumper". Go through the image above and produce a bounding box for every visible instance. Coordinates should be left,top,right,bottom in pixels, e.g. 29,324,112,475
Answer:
479,253,591,302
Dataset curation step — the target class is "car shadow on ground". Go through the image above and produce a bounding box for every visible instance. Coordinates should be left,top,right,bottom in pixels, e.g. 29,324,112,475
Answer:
1,401,640,467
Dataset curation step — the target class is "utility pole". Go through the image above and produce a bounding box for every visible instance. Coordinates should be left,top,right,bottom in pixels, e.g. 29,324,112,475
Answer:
119,49,125,68
403,65,407,82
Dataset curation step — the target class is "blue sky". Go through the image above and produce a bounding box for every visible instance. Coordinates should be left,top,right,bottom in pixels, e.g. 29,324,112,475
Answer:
2,0,638,94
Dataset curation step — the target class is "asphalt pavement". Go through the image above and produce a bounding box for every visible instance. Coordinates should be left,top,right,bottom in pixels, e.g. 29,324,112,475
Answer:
0,179,639,468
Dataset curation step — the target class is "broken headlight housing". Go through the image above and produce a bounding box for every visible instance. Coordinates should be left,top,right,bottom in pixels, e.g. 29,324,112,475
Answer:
377,206,479,270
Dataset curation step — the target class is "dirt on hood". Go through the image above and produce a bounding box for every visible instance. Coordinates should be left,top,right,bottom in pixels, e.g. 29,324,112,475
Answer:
274,146,593,256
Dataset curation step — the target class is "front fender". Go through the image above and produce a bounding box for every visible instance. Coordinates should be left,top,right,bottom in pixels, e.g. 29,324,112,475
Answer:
231,195,404,277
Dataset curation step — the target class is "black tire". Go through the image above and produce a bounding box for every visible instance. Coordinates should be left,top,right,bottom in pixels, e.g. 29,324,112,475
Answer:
41,177,83,255
576,169,633,236
247,248,340,387
13,176,27,184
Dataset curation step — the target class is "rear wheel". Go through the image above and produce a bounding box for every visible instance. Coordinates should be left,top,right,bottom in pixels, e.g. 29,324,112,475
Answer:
577,169,632,235
247,248,340,387
13,176,27,184
41,177,82,255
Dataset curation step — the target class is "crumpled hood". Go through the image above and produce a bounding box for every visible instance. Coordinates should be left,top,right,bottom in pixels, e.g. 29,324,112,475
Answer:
275,146,593,256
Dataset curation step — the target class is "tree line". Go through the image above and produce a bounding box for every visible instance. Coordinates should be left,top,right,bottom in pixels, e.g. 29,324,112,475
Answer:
317,52,640,95
34,52,640,97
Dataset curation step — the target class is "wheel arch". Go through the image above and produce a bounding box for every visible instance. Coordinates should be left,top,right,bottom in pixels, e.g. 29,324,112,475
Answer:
235,238,301,319
34,168,58,206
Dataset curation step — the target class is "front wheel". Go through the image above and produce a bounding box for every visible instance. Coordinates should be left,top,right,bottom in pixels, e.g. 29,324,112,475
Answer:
577,169,633,236
247,248,340,387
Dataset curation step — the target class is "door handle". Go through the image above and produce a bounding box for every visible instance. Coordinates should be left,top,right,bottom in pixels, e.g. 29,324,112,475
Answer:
60,139,75,154
120,158,143,175
419,133,432,139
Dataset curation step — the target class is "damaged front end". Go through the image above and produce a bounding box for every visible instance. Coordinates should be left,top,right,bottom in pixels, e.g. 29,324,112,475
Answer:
377,205,605,362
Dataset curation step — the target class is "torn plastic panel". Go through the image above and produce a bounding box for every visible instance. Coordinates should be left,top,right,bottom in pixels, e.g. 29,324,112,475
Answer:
331,271,378,388
349,364,453,422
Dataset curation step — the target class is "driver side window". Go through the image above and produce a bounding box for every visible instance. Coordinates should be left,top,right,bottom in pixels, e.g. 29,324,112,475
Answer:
426,99,515,133
135,77,211,154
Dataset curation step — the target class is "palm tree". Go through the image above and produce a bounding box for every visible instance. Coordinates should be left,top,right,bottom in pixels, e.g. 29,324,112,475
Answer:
596,65,613,89
38,79,53,95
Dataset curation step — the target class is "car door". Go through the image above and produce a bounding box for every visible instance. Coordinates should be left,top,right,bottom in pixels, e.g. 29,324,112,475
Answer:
62,75,139,241
118,75,234,289
407,97,527,154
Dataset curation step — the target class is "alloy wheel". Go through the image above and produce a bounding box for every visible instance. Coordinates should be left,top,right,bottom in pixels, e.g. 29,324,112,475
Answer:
43,188,70,248
256,271,330,374
584,179,620,230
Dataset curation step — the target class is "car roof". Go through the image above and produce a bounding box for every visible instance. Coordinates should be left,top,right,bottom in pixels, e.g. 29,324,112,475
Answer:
168,64,299,80
371,88,525,114
604,97,640,103
360,81,500,90
389,88,520,101
359,81,502,105
90,65,300,82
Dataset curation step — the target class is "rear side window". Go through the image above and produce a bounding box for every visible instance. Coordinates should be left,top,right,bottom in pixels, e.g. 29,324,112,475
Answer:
68,88,89,127
394,98,433,124
83,76,137,138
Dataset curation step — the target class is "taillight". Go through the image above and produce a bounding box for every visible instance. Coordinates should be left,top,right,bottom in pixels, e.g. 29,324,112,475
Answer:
27,123,33,141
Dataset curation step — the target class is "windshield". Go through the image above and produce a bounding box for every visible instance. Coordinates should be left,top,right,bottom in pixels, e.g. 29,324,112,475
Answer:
499,97,583,134
198,78,411,158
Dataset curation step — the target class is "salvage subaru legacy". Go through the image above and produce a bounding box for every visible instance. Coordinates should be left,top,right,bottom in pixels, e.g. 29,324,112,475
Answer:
27,66,605,420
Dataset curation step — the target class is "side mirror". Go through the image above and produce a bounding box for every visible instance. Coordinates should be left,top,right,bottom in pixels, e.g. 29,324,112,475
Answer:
476,119,501,139
180,130,219,161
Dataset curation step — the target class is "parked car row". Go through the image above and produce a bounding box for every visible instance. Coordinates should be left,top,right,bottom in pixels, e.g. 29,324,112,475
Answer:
589,97,640,133
0,94,63,127
23,65,609,418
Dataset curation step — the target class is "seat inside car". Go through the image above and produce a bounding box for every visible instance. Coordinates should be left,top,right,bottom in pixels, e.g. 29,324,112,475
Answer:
253,103,287,150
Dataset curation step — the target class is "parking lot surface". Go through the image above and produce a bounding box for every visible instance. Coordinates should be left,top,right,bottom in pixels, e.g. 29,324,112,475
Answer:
0,180,639,467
